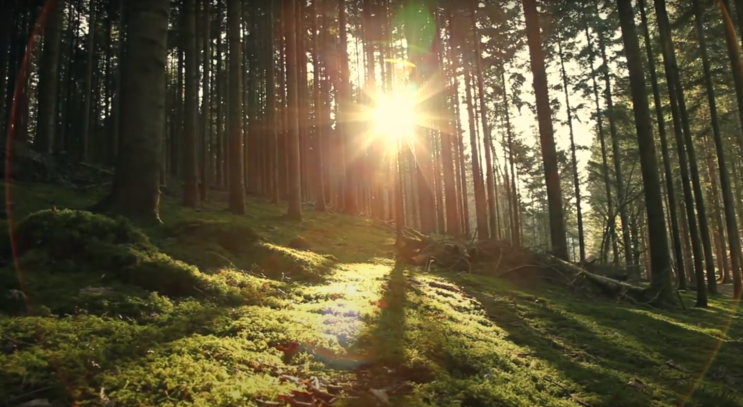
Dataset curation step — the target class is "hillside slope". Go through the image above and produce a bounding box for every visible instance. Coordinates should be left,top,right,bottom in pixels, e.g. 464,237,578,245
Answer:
1,182,742,407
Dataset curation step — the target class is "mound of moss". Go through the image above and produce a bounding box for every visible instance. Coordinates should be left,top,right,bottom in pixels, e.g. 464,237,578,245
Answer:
250,242,334,282
163,219,261,251
14,208,154,256
2,210,267,310
161,219,335,282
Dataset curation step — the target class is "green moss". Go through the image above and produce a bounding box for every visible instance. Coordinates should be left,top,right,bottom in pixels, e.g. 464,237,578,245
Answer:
159,219,335,283
14,208,154,255
1,182,743,407
2,210,286,310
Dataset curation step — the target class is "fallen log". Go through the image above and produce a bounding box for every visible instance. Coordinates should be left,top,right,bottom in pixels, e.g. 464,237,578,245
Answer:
395,230,654,303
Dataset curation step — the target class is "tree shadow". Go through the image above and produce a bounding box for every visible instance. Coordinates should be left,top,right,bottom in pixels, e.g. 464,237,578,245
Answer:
442,272,743,407
351,260,415,387
1,299,231,406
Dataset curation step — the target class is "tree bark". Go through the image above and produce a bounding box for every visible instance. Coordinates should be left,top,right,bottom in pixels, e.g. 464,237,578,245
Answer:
227,0,246,214
98,0,169,224
693,0,742,290
183,0,200,208
522,0,568,260
638,0,686,289
285,0,302,220
616,0,675,304
471,6,497,239
81,0,98,161
200,0,212,202
654,0,714,303
595,8,632,266
557,35,585,263
36,0,64,154
338,0,356,215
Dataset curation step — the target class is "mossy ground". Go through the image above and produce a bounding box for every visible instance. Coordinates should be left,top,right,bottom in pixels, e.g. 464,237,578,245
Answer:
1,181,742,407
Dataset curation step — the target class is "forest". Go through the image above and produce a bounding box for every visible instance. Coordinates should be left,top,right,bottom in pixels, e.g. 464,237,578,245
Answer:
1,0,743,405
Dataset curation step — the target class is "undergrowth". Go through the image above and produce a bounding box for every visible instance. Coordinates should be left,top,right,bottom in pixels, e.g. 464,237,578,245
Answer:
1,181,742,407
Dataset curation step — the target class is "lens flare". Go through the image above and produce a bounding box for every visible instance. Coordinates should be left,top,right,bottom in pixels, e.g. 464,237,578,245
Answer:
370,85,418,147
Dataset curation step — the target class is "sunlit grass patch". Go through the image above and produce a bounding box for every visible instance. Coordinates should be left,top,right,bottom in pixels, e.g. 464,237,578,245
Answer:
2,182,743,407
624,308,730,339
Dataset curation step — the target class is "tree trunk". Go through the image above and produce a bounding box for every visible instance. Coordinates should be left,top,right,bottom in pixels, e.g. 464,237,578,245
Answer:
718,0,743,297
338,0,355,215
596,8,632,266
694,0,742,289
267,0,280,204
470,6,497,239
215,0,224,188
655,0,717,300
227,0,246,214
654,0,714,303
557,35,585,263
431,16,459,236
462,41,489,240
81,0,97,162
638,0,686,289
311,0,326,210
97,0,169,224
200,0,212,202
583,23,618,265
183,0,200,208
36,0,64,154
616,0,675,304
703,133,731,282
522,0,568,260
501,68,520,245
285,0,302,220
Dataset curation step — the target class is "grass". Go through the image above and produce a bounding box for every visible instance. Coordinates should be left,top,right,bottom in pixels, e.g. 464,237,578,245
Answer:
1,181,742,407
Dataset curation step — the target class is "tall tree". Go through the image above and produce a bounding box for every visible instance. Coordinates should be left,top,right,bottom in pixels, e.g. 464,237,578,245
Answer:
461,27,489,239
595,7,632,266
183,0,200,208
312,0,326,211
616,0,674,303
338,0,356,215
557,34,585,263
200,0,212,202
693,0,743,294
584,22,618,264
81,0,98,161
719,0,743,298
285,0,302,220
95,0,170,224
268,0,280,204
36,0,64,154
522,0,568,260
227,0,246,214
471,4,498,239
654,0,715,301
637,0,686,289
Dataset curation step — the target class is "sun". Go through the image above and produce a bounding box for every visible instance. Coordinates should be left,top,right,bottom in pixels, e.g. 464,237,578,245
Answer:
370,85,418,147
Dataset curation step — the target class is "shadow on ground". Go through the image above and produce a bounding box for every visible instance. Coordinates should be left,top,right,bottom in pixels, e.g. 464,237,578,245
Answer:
443,271,743,407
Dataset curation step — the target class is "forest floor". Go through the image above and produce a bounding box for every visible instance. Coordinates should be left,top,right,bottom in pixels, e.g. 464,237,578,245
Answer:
1,181,743,407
